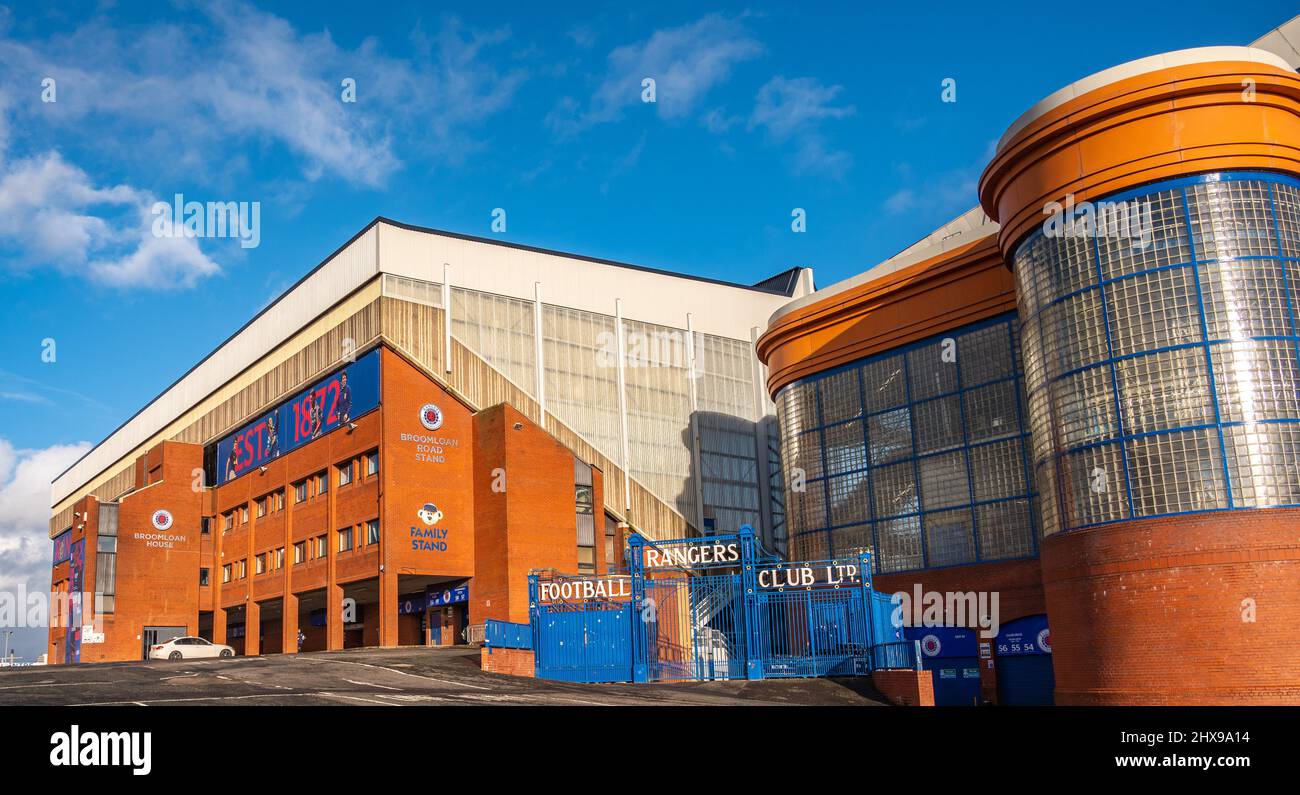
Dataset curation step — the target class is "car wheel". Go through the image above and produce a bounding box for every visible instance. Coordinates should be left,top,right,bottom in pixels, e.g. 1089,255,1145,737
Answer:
168,651,182,660
219,648,233,658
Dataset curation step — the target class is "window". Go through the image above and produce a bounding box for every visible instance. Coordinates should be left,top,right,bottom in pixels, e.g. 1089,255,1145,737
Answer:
201,517,212,535
604,514,618,569
240,506,249,523
255,553,266,575
294,480,308,503
237,559,247,579
199,568,210,586
337,462,353,487
315,472,328,496
222,563,232,583
274,490,285,511
314,535,327,558
366,519,380,546
338,526,353,553
275,547,285,570
575,460,595,574
224,513,234,532
256,497,267,518
94,504,118,614
365,451,379,477
293,541,306,565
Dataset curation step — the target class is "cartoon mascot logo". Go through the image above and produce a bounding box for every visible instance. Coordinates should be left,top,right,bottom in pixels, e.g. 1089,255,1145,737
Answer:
1037,628,1052,654
418,403,444,431
417,503,444,526
151,509,173,531
921,634,942,658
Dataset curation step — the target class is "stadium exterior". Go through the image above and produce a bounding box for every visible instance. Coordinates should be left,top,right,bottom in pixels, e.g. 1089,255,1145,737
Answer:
48,14,1300,706
757,19,1300,704
46,218,810,664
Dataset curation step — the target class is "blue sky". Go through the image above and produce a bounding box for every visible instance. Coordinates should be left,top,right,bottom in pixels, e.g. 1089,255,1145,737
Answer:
0,1,1294,658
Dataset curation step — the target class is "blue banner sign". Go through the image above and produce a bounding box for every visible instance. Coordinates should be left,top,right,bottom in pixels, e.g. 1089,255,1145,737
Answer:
904,625,979,659
995,614,1051,656
428,584,469,607
67,539,84,664
398,584,469,614
52,529,72,565
216,350,380,485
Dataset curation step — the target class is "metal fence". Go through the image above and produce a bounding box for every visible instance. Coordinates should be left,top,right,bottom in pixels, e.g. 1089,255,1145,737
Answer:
528,526,909,683
482,619,531,649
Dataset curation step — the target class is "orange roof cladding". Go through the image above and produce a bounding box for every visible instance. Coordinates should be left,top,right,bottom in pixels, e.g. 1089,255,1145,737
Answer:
980,58,1300,260
756,233,1015,398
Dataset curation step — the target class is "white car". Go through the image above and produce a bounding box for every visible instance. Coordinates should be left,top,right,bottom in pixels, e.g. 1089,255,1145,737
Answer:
149,636,234,660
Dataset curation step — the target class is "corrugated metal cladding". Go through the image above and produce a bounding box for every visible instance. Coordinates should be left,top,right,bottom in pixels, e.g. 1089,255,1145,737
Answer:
53,222,801,553
383,274,784,552
52,226,381,507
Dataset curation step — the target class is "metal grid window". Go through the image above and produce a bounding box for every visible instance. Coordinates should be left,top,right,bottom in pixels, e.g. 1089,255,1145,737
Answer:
1014,172,1300,535
776,313,1037,572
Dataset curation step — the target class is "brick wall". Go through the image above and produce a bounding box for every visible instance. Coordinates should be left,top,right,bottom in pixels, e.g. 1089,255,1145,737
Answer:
1041,509,1300,705
872,669,935,706
480,646,535,678
472,403,581,624
875,557,1046,629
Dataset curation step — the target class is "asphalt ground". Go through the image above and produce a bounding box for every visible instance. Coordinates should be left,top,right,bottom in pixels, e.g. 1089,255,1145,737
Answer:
0,646,891,706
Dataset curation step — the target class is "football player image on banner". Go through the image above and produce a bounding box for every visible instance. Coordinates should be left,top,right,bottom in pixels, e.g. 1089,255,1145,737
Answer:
216,349,380,485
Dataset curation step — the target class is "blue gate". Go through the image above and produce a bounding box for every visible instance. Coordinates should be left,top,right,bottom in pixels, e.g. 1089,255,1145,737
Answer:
529,526,912,683
529,572,634,682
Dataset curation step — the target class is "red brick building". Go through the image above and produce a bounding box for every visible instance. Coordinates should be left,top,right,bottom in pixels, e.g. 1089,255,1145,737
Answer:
48,220,806,664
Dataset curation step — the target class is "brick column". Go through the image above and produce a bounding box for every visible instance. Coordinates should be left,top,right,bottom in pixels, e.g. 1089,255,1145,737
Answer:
245,599,261,656
378,567,398,647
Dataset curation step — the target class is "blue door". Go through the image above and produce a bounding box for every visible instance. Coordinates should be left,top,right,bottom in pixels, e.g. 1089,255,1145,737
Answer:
905,626,982,706
995,614,1054,705
996,654,1054,705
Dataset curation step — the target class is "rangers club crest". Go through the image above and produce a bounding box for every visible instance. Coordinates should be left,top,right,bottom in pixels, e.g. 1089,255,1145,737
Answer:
921,634,942,657
1037,628,1052,653
418,403,444,431
151,509,173,531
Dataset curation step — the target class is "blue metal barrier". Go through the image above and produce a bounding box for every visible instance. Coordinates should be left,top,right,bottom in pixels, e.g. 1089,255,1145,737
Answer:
483,619,531,649
871,640,923,671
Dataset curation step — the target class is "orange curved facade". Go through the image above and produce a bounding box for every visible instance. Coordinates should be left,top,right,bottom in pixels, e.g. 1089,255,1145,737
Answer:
756,234,1014,398
979,59,1300,257
758,48,1300,705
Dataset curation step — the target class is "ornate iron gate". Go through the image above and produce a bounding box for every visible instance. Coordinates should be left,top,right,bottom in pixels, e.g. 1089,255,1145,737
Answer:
529,526,906,683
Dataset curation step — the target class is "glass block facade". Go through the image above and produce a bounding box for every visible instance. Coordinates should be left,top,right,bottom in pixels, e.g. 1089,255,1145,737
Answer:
777,314,1037,572
1015,172,1300,535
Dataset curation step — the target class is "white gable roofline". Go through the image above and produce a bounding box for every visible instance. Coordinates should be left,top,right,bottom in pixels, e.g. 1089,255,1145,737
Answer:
51,218,809,508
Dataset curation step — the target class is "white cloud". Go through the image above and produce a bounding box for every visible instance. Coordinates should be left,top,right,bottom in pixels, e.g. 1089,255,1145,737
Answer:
749,76,855,178
0,3,525,187
0,438,89,663
881,141,997,219
0,438,90,596
549,13,762,135
0,151,220,288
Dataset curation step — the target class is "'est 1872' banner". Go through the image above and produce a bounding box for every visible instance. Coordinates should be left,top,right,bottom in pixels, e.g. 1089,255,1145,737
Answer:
215,350,380,485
